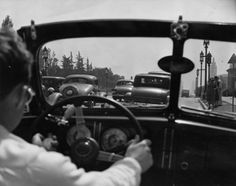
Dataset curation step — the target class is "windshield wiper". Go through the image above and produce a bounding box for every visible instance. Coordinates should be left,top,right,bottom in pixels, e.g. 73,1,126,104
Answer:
180,105,236,119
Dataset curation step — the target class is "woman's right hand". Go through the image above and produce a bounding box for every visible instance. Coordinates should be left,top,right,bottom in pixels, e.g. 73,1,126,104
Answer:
125,135,153,173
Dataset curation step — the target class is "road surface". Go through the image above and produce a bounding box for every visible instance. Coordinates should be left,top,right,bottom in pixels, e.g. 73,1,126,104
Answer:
106,95,205,110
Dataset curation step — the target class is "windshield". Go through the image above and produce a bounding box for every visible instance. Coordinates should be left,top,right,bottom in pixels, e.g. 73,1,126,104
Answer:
38,36,236,115
116,81,133,86
39,37,172,107
64,77,95,85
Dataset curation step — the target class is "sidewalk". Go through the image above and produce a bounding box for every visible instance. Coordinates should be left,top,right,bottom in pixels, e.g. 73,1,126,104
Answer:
222,96,234,104
198,97,236,112
198,98,225,110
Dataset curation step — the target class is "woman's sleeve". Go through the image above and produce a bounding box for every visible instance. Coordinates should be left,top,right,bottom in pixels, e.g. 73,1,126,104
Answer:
28,150,141,186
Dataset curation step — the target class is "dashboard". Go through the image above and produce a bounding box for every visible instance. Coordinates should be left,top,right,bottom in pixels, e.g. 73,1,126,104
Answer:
16,109,236,185
66,123,130,153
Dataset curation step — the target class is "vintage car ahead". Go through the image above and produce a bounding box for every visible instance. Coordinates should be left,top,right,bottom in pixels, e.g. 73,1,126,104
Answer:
59,74,98,98
15,10,236,186
130,73,170,104
112,79,133,101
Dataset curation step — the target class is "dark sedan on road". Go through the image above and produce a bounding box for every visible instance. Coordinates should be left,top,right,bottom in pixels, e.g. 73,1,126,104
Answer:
130,73,170,104
112,79,133,101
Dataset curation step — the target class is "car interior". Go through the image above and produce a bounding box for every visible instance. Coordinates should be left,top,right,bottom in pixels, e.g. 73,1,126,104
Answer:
14,17,236,186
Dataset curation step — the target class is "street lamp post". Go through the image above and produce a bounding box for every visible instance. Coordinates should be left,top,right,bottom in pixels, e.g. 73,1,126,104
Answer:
196,69,199,97
203,40,210,99
233,63,235,112
42,47,49,76
207,52,212,81
200,51,204,97
105,68,109,95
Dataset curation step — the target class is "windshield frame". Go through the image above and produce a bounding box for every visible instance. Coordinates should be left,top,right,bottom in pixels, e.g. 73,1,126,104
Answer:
17,19,236,119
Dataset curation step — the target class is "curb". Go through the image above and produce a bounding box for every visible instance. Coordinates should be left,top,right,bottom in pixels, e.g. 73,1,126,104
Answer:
198,98,208,110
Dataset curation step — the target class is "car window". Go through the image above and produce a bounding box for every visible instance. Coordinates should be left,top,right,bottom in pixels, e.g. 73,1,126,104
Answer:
39,37,172,107
134,76,170,89
180,39,236,115
117,81,133,86
67,78,89,84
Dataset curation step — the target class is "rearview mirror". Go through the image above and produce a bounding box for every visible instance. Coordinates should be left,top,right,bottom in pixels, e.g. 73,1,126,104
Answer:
158,56,194,74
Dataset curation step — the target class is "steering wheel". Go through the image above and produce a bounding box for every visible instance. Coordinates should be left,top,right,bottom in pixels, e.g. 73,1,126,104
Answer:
32,95,143,167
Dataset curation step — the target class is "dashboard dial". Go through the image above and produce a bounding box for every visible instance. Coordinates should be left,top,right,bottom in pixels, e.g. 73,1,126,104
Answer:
101,128,128,152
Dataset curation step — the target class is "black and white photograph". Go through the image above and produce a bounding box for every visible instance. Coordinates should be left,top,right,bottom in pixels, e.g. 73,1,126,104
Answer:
1,0,236,185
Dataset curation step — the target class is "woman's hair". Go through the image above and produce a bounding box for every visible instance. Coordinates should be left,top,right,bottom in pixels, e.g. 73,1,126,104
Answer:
0,31,33,99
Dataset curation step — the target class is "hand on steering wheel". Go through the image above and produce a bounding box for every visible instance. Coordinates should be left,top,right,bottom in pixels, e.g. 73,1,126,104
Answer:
32,133,58,151
32,95,144,167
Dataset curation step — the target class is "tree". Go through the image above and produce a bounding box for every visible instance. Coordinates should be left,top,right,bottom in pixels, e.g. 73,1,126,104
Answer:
70,51,76,69
61,55,73,76
86,58,93,72
1,15,14,31
48,51,60,76
75,51,85,73
89,62,93,72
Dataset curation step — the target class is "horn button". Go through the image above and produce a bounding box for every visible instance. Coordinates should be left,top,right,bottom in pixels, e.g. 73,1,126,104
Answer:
71,137,99,166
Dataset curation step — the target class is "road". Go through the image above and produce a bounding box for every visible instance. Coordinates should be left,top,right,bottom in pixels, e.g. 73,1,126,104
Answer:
106,95,205,110
105,94,236,114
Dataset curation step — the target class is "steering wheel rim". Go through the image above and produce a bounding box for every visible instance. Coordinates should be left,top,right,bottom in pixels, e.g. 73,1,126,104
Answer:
32,95,143,166
32,95,143,138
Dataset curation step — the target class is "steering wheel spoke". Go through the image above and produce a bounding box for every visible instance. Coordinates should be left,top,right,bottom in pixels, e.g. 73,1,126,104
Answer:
97,151,123,163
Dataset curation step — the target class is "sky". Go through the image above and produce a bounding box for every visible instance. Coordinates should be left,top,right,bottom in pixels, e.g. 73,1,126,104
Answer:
1,0,236,93
1,0,236,29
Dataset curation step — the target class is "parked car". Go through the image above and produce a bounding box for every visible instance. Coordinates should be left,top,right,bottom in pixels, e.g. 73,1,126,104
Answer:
59,74,98,98
181,89,190,97
112,79,133,101
130,73,170,104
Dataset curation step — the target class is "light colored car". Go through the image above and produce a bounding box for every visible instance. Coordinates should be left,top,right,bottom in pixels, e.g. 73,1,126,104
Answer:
130,73,170,104
112,79,133,101
59,74,98,98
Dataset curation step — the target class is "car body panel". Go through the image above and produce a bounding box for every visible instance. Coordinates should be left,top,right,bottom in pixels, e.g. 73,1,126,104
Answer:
131,87,169,104
59,74,98,98
131,73,170,104
59,83,94,97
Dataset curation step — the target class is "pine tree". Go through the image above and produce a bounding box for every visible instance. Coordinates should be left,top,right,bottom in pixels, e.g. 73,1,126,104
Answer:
89,62,93,72
86,58,90,72
1,15,14,31
75,51,85,73
62,55,73,71
70,51,75,69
